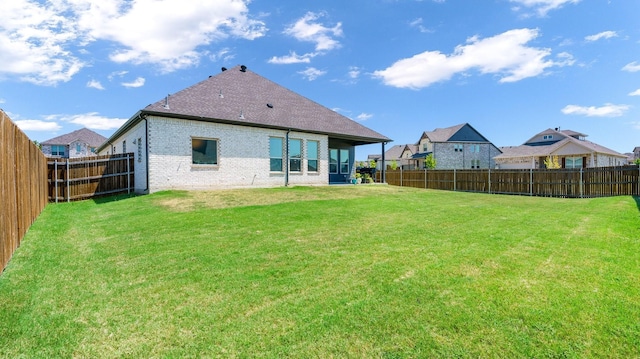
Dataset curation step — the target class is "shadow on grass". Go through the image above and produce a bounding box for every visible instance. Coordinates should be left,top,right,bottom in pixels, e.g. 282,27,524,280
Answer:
634,196,640,213
91,193,139,205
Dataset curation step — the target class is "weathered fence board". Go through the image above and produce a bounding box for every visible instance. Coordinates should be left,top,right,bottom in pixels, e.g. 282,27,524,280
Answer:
378,166,640,198
1,110,48,273
48,153,134,202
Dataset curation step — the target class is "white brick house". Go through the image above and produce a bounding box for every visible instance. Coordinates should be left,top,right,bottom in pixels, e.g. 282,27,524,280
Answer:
98,65,390,193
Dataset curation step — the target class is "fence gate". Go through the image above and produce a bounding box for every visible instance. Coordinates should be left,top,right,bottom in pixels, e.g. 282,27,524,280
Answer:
48,153,134,202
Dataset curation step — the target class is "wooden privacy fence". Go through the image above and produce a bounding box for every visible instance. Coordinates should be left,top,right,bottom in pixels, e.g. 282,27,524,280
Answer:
1,110,48,273
378,166,640,198
48,153,134,202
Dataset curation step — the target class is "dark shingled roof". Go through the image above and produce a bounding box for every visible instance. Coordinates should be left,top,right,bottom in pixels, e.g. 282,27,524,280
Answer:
140,65,390,144
42,128,107,147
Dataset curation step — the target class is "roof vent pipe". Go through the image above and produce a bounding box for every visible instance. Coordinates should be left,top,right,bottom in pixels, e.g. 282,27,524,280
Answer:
221,67,227,72
240,65,247,72
163,94,170,109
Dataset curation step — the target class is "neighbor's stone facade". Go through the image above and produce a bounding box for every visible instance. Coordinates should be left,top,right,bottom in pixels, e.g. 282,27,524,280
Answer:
101,116,329,193
425,142,500,169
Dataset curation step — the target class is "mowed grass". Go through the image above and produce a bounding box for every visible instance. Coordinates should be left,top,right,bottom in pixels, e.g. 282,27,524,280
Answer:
0,186,638,358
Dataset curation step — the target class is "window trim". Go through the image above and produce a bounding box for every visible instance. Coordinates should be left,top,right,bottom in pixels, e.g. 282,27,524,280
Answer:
269,136,284,172
289,138,302,173
307,140,319,172
191,137,219,166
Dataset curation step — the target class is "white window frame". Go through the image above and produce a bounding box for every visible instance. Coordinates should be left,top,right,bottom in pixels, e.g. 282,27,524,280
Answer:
192,137,219,166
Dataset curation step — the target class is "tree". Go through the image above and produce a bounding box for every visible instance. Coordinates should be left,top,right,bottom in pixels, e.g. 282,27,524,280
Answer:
634,158,640,166
390,160,398,170
424,154,437,169
544,155,561,169
33,140,42,150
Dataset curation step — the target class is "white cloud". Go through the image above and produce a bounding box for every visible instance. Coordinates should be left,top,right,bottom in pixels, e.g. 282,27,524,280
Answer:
356,113,373,121
0,98,5,104
284,12,342,52
510,0,581,16
561,103,629,117
348,67,361,79
298,67,326,81
622,62,640,72
77,0,267,72
14,120,62,131
58,112,127,130
0,0,267,84
629,89,640,96
409,18,432,34
87,79,105,90
585,31,617,42
0,0,84,85
121,77,145,88
374,28,571,89
268,51,315,64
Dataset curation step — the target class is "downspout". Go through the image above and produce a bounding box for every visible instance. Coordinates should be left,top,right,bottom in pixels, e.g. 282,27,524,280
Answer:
285,129,290,186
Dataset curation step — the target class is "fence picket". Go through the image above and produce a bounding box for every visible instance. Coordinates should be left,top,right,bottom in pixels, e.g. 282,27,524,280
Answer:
378,166,639,198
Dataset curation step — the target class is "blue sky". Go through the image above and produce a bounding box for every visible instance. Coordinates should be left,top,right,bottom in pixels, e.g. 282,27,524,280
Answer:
2,0,639,159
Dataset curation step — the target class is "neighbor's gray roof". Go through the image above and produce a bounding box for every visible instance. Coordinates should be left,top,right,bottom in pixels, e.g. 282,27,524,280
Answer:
139,65,390,144
419,123,466,143
42,128,107,147
496,135,626,159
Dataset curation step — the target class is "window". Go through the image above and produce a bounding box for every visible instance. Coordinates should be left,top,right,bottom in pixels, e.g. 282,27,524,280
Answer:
51,145,65,156
122,140,126,153
422,143,429,152
565,156,583,169
454,144,463,152
340,149,350,174
470,159,480,169
469,144,480,153
90,147,96,153
76,143,81,153
289,139,302,172
544,135,553,140
192,138,218,165
270,137,283,171
329,149,338,173
307,140,319,172
137,138,142,162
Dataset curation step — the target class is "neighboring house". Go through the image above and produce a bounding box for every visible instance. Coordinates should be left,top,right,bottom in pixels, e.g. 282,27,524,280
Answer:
494,128,627,169
369,144,418,169
98,65,390,193
368,123,500,170
633,147,640,161
414,123,501,169
42,128,107,158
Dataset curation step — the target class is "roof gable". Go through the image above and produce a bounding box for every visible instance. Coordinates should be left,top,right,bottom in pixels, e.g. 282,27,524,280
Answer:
420,123,489,143
42,128,107,147
142,66,389,144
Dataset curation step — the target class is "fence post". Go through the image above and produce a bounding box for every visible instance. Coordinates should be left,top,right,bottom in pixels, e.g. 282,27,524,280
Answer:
424,168,427,189
127,153,131,194
54,160,58,203
66,159,70,203
454,168,456,192
488,168,491,194
400,167,403,187
529,168,533,196
579,168,583,198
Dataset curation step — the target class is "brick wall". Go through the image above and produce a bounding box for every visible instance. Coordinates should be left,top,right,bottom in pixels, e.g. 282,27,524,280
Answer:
103,116,329,192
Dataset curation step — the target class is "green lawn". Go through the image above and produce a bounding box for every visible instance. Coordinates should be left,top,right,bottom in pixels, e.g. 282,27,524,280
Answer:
1,186,638,358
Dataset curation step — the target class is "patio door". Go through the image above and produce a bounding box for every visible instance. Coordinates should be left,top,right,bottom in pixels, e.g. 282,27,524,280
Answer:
329,148,351,183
